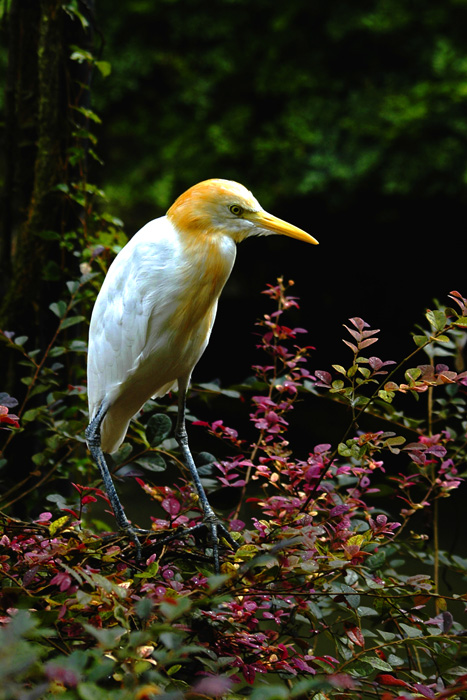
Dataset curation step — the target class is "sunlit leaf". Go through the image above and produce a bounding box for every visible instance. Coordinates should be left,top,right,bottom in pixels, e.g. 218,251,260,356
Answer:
426,309,447,332
361,655,393,671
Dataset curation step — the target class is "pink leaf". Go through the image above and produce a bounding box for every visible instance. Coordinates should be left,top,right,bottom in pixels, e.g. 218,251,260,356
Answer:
358,337,379,349
349,317,370,331
161,497,181,516
342,339,358,353
413,684,436,698
193,676,233,697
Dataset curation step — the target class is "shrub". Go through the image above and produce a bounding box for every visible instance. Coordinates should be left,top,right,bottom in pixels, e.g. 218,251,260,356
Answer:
1,278,466,700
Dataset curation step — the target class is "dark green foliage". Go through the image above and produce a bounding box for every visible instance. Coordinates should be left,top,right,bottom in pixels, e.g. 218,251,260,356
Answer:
93,0,467,222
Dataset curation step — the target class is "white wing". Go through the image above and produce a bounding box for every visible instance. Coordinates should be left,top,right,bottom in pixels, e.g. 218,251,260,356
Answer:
87,215,236,453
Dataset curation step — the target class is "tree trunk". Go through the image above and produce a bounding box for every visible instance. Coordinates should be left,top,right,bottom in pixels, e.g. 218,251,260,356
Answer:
0,0,95,514
0,0,94,386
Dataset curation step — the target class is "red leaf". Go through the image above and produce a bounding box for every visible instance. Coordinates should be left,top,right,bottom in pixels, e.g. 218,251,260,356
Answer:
344,623,365,647
242,665,256,684
161,497,180,516
0,406,20,429
61,508,79,519
81,495,97,505
377,674,410,688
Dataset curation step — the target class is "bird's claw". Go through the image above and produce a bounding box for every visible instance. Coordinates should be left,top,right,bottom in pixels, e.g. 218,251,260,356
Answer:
117,524,154,563
142,517,239,574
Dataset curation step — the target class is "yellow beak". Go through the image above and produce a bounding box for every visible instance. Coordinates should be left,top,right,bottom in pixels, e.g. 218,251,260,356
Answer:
245,210,319,245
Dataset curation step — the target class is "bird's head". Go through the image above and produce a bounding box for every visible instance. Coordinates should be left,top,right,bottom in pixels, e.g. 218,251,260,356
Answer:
167,179,319,245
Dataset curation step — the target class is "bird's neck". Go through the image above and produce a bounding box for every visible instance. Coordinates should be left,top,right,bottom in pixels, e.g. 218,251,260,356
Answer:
164,216,237,336
167,206,237,290
180,227,237,297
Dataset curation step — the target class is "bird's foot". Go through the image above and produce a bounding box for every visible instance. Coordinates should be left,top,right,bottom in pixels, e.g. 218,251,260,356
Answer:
114,523,155,563
146,515,239,574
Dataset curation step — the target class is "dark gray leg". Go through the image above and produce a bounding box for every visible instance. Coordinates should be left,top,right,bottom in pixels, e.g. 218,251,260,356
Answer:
85,402,149,559
173,378,238,573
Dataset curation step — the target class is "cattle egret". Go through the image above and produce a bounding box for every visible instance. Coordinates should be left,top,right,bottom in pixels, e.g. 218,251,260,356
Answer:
85,178,318,571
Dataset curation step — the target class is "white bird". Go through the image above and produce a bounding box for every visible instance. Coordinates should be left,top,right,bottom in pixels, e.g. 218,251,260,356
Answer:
85,178,318,571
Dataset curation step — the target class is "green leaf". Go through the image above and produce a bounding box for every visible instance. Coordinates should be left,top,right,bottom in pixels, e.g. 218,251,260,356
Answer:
135,561,160,579
399,622,423,637
146,413,172,446
82,624,127,648
360,655,393,671
134,453,166,472
331,379,345,391
66,280,80,295
89,148,104,166
60,315,85,330
250,685,289,700
22,408,43,422
453,316,467,327
48,346,66,357
77,682,116,700
347,534,365,547
366,551,386,570
49,300,67,319
37,230,60,240
426,309,447,332
413,334,428,347
387,653,405,666
113,442,133,464
65,6,90,30
167,664,182,676
68,339,87,352
385,435,406,448
69,47,93,63
405,367,421,383
332,583,360,609
95,60,112,78
378,630,396,642
159,596,191,621
357,606,379,617
346,659,373,677
73,105,102,124
378,389,394,403
357,366,370,378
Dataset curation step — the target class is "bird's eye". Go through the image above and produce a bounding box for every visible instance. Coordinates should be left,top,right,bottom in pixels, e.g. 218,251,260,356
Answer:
229,204,243,216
